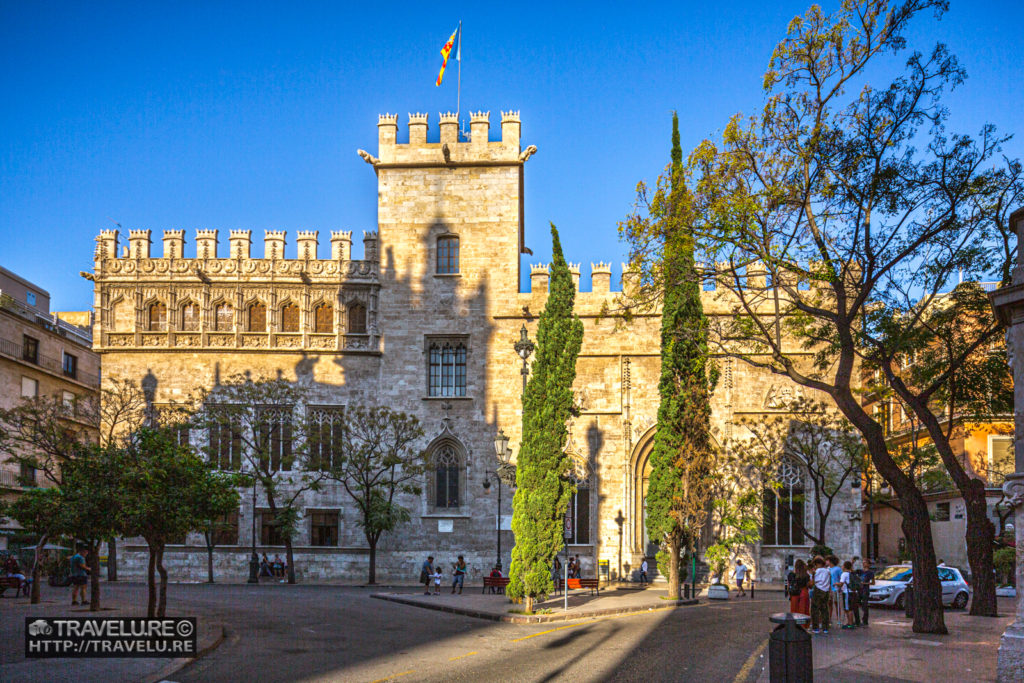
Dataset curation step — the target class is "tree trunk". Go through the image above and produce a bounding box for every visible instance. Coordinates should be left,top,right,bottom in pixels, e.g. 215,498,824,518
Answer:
964,478,997,616
667,537,681,600
285,536,296,585
206,540,215,584
88,542,101,612
107,538,118,581
899,489,947,634
367,537,377,585
524,595,534,613
147,541,157,618
30,533,46,604
156,542,168,618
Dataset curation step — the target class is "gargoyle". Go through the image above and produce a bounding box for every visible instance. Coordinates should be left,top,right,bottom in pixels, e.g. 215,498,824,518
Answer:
519,145,538,162
357,149,380,166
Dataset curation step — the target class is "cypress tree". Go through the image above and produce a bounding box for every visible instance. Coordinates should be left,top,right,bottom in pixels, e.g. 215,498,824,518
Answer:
508,223,584,612
645,112,716,599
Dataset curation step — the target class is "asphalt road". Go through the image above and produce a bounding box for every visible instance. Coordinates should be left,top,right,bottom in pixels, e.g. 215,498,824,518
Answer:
162,584,782,683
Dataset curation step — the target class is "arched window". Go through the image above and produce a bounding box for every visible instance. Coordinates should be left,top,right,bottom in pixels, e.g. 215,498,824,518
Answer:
247,302,266,332
348,303,367,334
436,236,459,274
762,458,806,546
428,341,467,397
433,445,461,509
148,302,167,331
111,298,133,332
565,450,591,544
280,303,300,332
314,303,333,333
180,302,199,331
214,303,233,331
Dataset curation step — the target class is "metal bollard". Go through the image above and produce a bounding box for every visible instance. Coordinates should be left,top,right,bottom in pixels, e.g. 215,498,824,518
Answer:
904,585,914,619
769,613,812,682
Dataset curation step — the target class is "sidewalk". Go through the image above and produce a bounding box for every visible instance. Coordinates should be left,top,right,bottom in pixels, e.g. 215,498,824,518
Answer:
753,598,1016,682
371,584,704,623
0,593,225,683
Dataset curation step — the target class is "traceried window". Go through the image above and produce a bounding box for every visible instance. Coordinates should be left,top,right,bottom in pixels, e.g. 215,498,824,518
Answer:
148,302,167,331
314,303,333,333
436,236,459,274
210,510,239,546
762,459,806,546
214,303,233,331
257,406,293,472
247,302,266,332
180,302,199,331
280,303,300,333
347,303,367,334
260,510,286,546
310,511,339,547
208,412,242,471
308,406,344,470
565,452,591,544
428,341,467,397
434,445,461,509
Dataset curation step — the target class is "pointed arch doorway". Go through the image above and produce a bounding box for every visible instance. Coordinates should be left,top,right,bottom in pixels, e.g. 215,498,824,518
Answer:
630,428,660,570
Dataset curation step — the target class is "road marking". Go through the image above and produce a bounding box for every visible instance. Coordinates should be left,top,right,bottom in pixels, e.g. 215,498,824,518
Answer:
512,622,583,642
732,638,768,683
448,651,478,661
369,670,415,683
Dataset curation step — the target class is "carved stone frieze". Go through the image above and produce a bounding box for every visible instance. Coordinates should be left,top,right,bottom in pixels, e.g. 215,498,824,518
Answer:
240,334,267,348
175,334,201,347
207,334,234,347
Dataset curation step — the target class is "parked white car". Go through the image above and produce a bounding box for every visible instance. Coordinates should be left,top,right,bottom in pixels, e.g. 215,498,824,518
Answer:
868,564,971,609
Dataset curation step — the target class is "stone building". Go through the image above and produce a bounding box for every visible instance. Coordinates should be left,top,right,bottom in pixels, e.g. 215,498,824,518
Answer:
91,112,859,582
0,266,100,547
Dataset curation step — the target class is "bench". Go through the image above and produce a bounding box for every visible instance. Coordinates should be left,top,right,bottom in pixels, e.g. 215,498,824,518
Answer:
482,576,510,593
0,576,28,598
557,578,601,596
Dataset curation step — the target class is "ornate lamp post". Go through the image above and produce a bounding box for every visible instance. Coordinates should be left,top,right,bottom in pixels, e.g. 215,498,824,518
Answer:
514,324,535,397
483,430,517,571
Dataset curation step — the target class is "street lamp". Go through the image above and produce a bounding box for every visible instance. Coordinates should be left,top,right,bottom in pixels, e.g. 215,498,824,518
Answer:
483,430,517,571
248,474,259,584
514,324,535,397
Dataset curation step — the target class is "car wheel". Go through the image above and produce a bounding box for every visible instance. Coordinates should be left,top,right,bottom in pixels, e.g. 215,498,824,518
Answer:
952,592,969,610
894,593,905,610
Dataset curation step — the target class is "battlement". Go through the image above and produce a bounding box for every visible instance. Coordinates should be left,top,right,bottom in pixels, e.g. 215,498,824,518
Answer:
93,229,375,263
364,110,530,166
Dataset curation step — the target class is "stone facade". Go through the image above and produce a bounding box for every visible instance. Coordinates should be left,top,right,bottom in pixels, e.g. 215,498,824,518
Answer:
93,111,858,583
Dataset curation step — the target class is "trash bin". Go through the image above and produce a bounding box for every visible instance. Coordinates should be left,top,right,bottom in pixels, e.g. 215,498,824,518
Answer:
769,612,812,682
904,585,914,619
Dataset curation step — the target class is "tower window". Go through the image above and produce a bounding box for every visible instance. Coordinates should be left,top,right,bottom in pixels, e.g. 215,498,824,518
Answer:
437,236,459,274
148,303,167,331
281,303,300,333
428,341,467,397
214,303,233,331
314,303,333,333
348,304,367,334
181,302,199,331
248,302,266,332
433,445,461,508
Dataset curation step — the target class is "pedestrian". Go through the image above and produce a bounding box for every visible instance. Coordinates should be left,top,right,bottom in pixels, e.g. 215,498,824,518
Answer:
420,555,434,595
827,555,843,624
451,556,467,594
789,559,811,623
488,565,503,594
432,565,443,595
272,554,285,578
858,558,875,626
640,558,649,585
732,559,748,597
260,553,272,578
70,545,90,606
839,561,855,629
551,556,562,588
572,556,582,579
847,561,864,626
567,557,576,580
810,556,831,634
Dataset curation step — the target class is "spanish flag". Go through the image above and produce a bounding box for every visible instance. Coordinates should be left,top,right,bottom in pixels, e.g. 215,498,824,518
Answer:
436,26,458,86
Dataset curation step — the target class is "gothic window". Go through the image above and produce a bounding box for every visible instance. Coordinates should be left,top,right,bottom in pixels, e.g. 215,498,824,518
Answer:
762,459,806,546
347,303,367,334
314,303,333,333
428,341,467,397
180,302,199,331
148,302,167,331
280,303,300,333
308,406,344,470
310,511,339,547
433,445,461,509
111,298,133,332
208,412,242,471
211,510,239,546
214,303,233,331
436,236,459,274
247,302,266,332
256,406,293,472
259,510,286,546
566,485,591,544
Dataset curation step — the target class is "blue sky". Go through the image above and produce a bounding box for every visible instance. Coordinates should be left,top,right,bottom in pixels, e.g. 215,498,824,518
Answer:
2,1,1022,310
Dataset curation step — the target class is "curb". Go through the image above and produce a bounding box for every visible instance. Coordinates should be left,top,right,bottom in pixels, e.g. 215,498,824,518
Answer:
142,623,227,683
370,593,700,624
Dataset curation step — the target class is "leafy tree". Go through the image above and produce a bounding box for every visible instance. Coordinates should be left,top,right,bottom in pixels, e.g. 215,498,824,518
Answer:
0,487,65,603
728,398,866,546
661,0,1021,632
326,405,427,584
508,224,584,612
120,428,239,616
639,113,718,600
192,375,327,584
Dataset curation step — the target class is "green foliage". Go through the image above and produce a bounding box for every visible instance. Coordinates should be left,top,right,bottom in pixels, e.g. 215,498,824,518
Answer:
704,544,731,583
810,544,834,560
508,224,584,607
994,547,1015,585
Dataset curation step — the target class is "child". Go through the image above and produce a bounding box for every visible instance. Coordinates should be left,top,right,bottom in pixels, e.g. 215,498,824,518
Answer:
432,565,443,595
839,561,856,629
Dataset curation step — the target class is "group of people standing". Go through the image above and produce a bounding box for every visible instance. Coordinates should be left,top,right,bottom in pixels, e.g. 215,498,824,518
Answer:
787,555,875,634
551,555,584,583
419,555,469,595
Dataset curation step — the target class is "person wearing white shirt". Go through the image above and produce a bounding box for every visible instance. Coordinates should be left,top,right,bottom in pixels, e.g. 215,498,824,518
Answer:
839,560,856,629
732,559,748,596
811,556,832,634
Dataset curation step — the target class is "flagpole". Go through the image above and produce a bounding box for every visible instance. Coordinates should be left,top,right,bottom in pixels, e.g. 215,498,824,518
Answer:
456,21,462,136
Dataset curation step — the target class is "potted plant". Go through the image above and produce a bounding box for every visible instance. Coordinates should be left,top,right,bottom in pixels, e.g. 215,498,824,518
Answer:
704,543,731,600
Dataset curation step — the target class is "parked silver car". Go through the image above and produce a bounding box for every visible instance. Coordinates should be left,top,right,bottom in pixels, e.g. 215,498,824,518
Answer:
868,564,971,609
